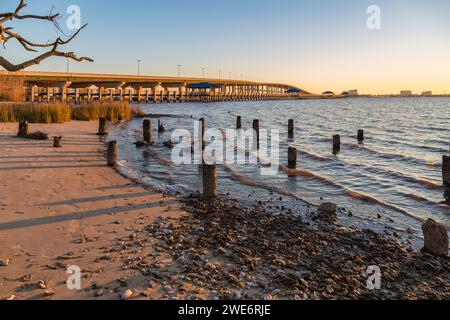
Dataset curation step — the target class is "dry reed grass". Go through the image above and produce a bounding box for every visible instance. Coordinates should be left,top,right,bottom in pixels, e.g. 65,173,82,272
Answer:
0,74,25,102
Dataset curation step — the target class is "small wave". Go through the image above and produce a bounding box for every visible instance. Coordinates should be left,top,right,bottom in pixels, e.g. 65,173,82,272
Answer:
344,142,441,169
279,165,337,186
141,149,172,167
223,164,313,206
298,150,331,162
404,193,438,206
344,189,426,223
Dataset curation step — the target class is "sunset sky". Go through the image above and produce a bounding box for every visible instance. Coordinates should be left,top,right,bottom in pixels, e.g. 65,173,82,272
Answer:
1,0,449,94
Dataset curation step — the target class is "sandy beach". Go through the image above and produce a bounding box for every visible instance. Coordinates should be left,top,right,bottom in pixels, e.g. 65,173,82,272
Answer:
0,121,185,300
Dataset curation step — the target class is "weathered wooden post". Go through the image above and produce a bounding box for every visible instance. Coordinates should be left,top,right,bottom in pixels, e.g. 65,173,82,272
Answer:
107,141,118,167
53,136,63,148
98,118,108,136
253,119,260,150
236,116,242,130
17,121,28,137
288,147,297,169
333,135,341,153
288,119,294,139
202,164,217,197
443,155,450,187
199,118,205,150
357,129,364,142
143,119,152,144
422,219,449,256
158,120,165,133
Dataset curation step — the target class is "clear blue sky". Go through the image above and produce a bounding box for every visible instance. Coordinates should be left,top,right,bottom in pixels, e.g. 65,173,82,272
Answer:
1,0,450,94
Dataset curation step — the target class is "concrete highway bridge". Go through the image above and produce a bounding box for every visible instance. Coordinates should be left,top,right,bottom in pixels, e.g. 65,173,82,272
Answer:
17,71,309,103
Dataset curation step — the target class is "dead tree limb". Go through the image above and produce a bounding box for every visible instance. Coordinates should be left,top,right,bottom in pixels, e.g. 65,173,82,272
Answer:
0,0,93,72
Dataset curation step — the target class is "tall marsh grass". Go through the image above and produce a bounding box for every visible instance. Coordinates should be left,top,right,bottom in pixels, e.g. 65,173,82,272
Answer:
70,102,133,121
0,103,71,123
0,74,25,102
0,101,133,123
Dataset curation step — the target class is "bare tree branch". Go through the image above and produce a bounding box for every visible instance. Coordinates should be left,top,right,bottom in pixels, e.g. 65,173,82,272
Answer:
0,0,92,72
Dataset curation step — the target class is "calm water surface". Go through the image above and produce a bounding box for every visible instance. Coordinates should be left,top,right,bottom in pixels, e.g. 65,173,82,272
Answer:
111,97,450,237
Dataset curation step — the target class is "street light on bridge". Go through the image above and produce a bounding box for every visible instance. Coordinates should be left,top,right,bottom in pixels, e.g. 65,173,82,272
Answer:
178,64,182,78
137,60,141,76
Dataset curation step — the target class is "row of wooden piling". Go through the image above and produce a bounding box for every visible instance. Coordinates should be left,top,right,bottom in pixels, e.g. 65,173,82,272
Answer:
105,116,450,192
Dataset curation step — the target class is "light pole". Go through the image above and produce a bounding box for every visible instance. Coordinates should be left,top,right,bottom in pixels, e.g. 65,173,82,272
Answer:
137,60,141,76
218,70,222,80
202,67,206,79
229,72,232,80
177,64,182,78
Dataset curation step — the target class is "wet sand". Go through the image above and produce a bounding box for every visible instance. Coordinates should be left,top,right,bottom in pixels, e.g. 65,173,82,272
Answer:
0,121,185,300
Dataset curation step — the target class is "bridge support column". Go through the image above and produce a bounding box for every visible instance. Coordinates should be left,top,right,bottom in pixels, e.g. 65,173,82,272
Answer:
29,85,36,102
58,81,71,102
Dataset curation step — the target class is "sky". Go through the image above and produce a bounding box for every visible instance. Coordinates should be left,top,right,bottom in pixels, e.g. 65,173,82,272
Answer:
1,0,450,94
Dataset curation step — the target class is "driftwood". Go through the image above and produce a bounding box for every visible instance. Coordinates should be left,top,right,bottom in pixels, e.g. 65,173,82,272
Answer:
0,0,93,72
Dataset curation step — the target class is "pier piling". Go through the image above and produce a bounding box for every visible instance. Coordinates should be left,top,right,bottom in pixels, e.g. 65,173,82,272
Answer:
143,119,152,144
422,219,449,256
288,147,298,169
443,155,450,187
17,121,28,137
199,118,205,150
107,141,118,167
98,118,108,136
236,116,242,130
53,136,63,148
288,119,294,139
158,120,165,133
358,129,364,142
253,119,260,150
333,135,341,154
202,164,218,197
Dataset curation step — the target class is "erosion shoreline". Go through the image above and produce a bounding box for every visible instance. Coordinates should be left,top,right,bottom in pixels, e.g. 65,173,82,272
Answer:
0,121,448,300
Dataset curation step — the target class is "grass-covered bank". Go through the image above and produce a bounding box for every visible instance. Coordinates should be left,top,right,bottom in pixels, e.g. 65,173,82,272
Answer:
0,102,135,123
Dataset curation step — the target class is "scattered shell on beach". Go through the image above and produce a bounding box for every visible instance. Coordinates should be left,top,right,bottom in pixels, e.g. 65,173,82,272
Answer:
37,280,47,289
120,289,133,300
0,258,10,267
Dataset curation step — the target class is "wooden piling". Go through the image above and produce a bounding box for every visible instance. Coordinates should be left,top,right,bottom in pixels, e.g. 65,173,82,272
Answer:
443,155,450,187
98,118,108,136
236,116,242,130
199,118,205,150
202,164,217,197
107,141,118,167
17,121,28,137
288,119,294,139
358,129,364,142
158,120,165,133
53,136,63,148
333,135,341,153
253,119,260,149
143,119,152,144
288,147,297,169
